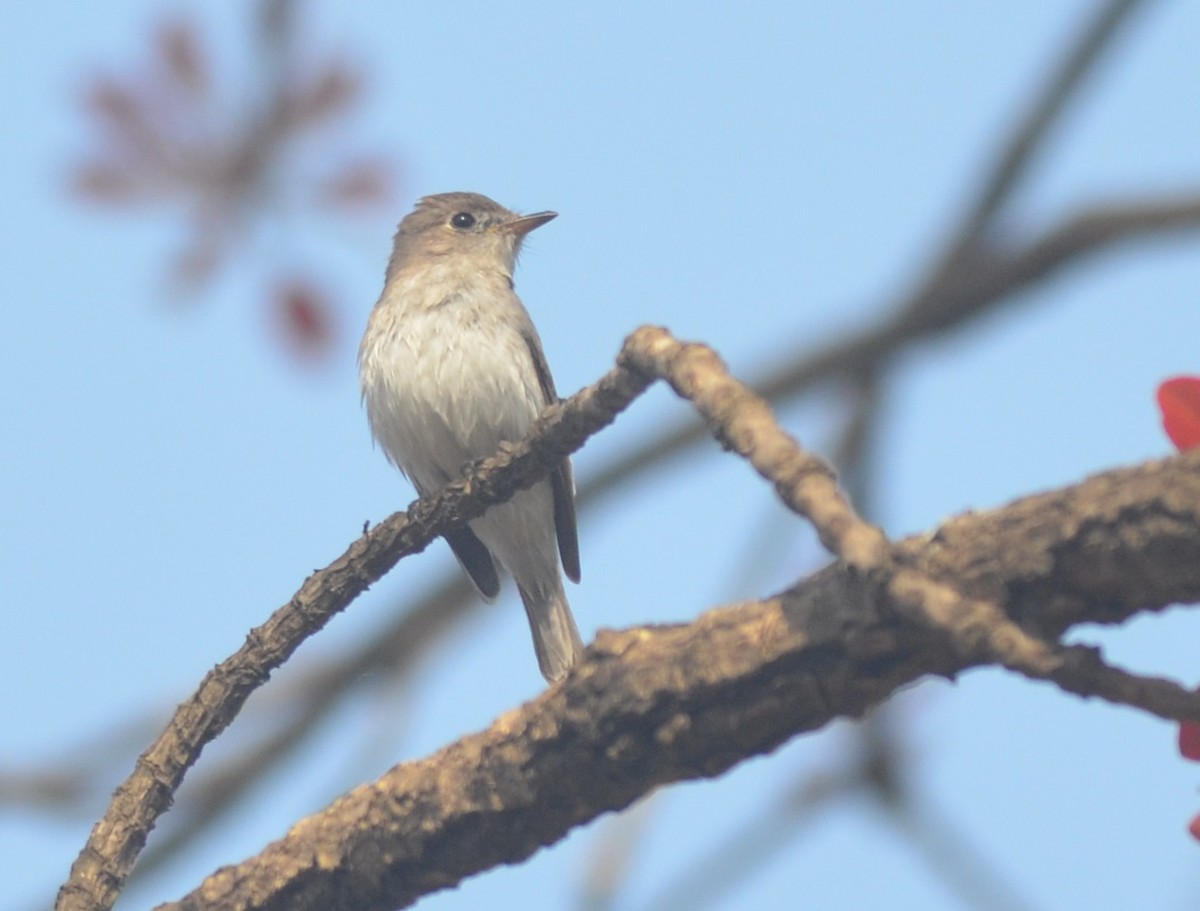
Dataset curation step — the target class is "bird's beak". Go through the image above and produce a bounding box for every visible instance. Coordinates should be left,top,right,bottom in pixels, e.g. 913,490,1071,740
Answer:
501,211,558,237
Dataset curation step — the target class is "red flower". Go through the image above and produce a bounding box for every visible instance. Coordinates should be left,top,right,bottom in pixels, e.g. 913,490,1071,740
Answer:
1179,722,1200,761
72,10,395,365
272,279,335,360
1158,377,1200,841
1157,377,1200,451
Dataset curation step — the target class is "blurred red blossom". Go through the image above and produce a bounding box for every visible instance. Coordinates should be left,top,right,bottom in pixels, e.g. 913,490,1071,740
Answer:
1157,377,1200,451
272,278,335,361
1157,376,1200,841
318,158,397,210
1179,723,1200,762
71,1,397,362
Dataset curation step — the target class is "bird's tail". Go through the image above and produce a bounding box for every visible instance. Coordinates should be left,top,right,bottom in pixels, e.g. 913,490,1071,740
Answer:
517,577,584,683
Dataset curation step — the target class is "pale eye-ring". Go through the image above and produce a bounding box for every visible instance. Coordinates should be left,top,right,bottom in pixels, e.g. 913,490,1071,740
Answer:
450,212,476,230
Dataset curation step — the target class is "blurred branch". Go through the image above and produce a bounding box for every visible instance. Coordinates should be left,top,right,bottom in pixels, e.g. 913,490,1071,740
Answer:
160,433,1200,911
635,710,1038,911
950,0,1146,245
579,0,1168,501
635,715,910,911
585,191,1200,501
0,714,168,816
578,794,656,911
831,367,883,513
0,768,91,815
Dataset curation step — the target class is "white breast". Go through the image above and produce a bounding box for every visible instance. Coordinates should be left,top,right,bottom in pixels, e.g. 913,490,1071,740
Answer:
359,269,546,495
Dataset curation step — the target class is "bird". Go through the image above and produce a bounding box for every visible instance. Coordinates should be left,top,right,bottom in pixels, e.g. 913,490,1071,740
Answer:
358,192,583,682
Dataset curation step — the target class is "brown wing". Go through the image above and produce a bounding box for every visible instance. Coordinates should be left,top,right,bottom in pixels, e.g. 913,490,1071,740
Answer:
444,525,501,600
522,327,581,583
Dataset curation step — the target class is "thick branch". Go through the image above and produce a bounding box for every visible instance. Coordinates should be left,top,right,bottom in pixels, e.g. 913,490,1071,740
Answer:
162,449,1200,911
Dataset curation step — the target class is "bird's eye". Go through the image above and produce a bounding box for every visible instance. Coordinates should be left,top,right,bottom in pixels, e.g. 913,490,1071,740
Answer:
450,212,476,230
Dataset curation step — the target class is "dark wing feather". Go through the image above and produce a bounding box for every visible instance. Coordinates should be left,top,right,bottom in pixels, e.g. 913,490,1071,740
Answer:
444,525,501,600
413,460,502,600
551,458,581,582
522,326,581,583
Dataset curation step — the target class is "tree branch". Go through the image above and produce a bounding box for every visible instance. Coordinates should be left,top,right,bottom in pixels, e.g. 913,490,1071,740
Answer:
161,447,1200,911
58,327,1200,911
55,346,654,911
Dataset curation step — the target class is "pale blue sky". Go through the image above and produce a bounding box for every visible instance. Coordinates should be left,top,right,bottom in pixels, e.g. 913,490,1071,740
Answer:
4,2,1200,910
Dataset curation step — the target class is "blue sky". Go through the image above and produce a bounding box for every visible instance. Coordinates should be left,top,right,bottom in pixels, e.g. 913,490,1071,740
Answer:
4,2,1200,909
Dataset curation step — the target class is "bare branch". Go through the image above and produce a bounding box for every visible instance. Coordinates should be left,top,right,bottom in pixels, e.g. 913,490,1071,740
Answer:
56,324,1200,911
161,447,1200,911
55,352,653,911
619,329,888,568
